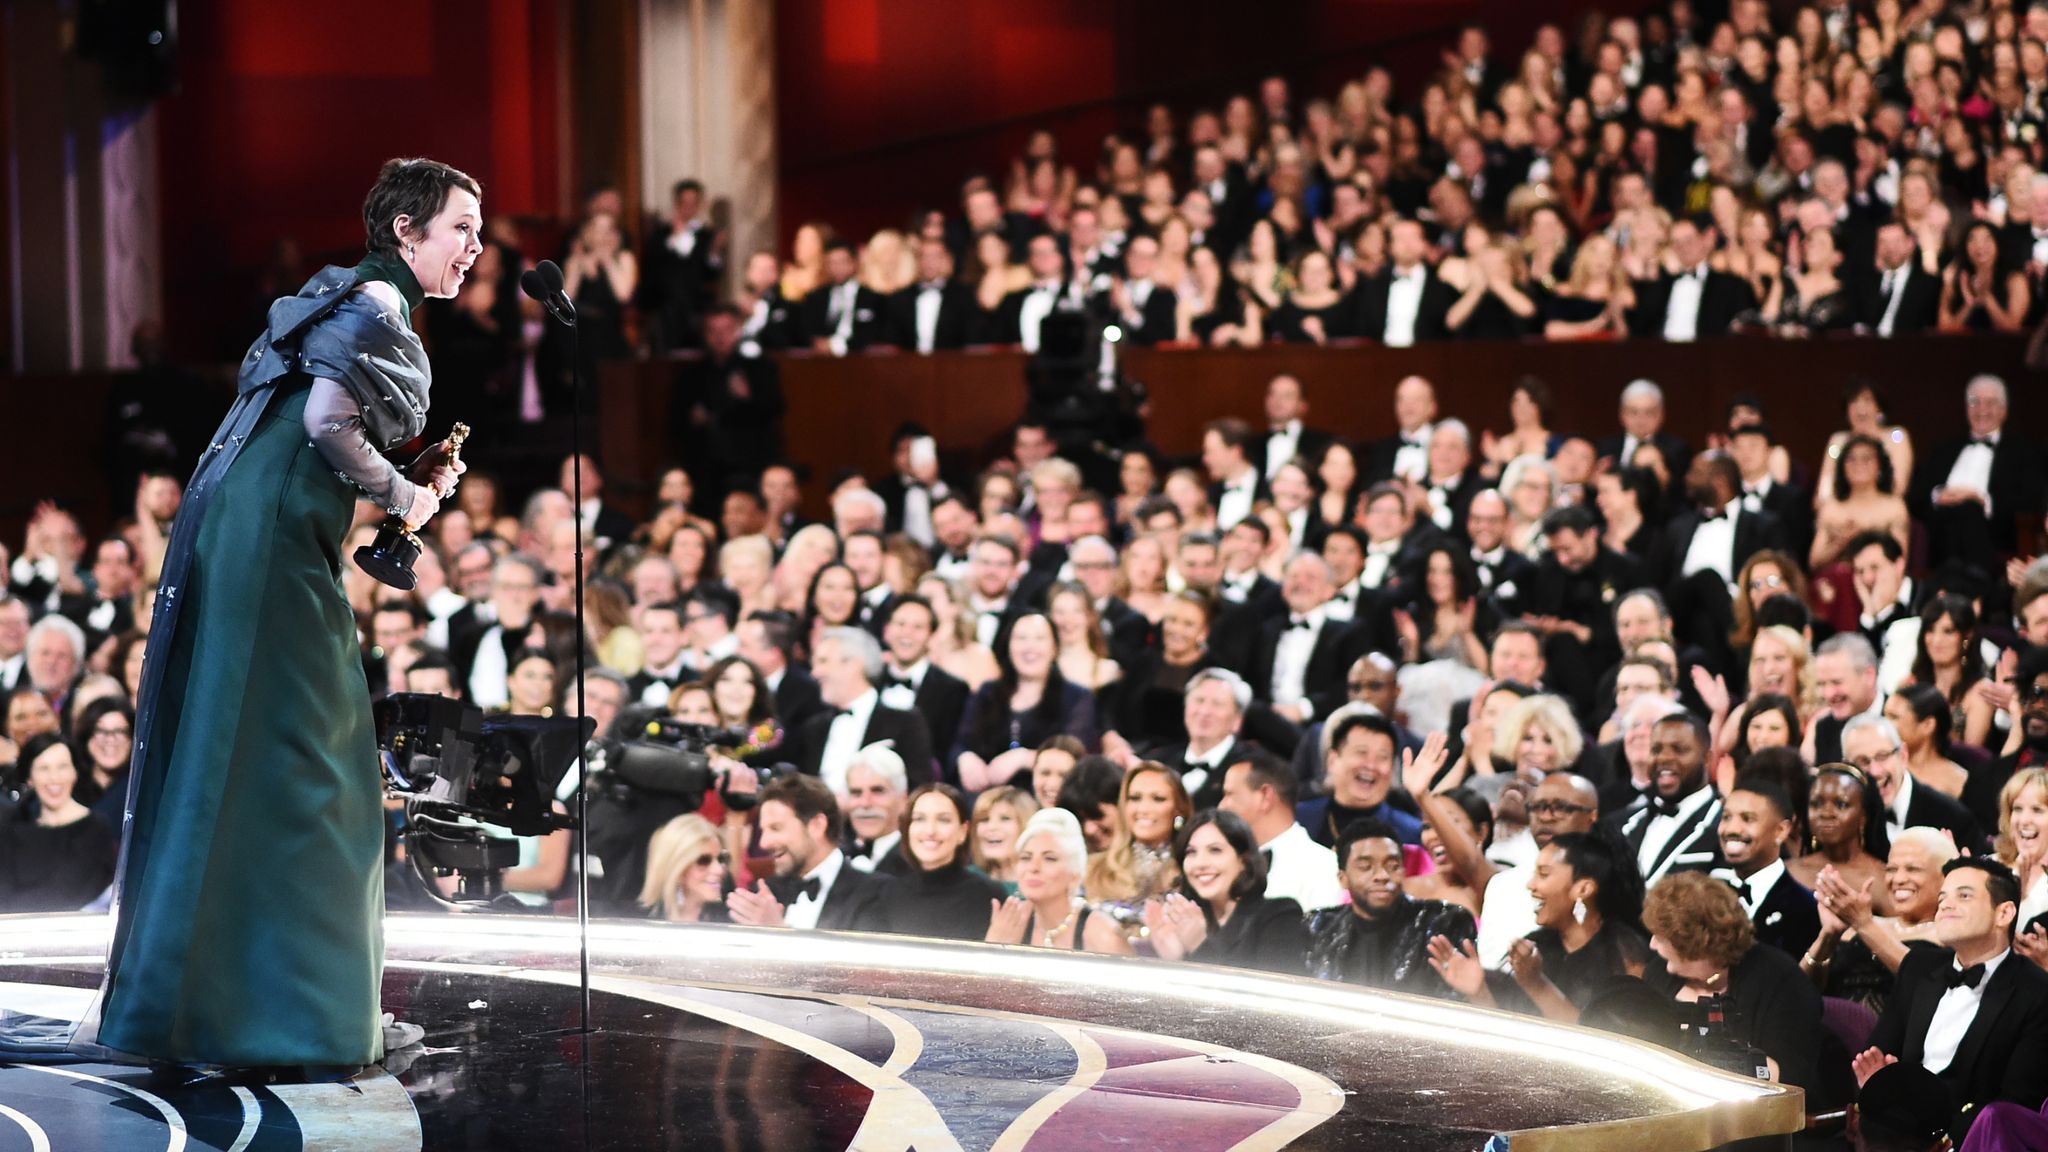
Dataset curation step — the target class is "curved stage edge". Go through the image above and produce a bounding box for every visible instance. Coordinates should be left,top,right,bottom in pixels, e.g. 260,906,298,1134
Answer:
0,913,1803,1151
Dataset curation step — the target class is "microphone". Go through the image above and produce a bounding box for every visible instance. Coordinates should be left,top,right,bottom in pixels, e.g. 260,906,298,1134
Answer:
521,260,577,326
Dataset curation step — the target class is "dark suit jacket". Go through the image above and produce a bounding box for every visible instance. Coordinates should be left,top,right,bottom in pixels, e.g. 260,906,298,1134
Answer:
1903,779,1989,856
1909,432,2039,558
813,863,897,933
1365,430,1431,486
1253,425,1335,480
1858,262,1942,335
1104,279,1180,346
1246,615,1370,721
885,280,984,351
638,223,722,351
1654,504,1786,594
1869,945,2048,1141
794,700,937,788
1594,430,1693,480
1744,480,1814,569
1349,269,1455,344
1633,268,1757,338
773,667,826,732
1610,788,1726,884
891,663,971,782
743,286,802,351
1206,473,1273,521
1746,867,1823,960
994,282,1090,346
1142,736,1265,812
800,281,891,349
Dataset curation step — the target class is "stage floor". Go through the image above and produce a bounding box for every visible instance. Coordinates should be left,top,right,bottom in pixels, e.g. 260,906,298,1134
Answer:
0,913,1802,1151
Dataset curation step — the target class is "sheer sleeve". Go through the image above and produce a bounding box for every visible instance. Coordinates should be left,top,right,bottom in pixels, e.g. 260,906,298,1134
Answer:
303,376,419,517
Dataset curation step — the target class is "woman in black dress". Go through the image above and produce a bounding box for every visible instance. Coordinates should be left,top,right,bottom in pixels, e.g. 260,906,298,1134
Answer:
875,784,1007,941
1110,591,1216,751
1644,872,1831,1096
1147,810,1309,974
1429,829,1649,1021
954,613,1100,792
0,734,115,913
70,697,134,833
1266,250,1353,344
1938,221,2030,333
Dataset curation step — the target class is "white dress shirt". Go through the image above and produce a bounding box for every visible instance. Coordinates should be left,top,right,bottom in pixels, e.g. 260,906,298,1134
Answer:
914,281,946,353
818,689,880,797
1886,768,1915,829
1943,433,1999,514
1216,468,1259,528
1391,424,1432,483
1269,610,1325,714
1220,568,1262,605
1877,266,1911,336
1265,420,1303,480
1713,858,1788,922
1178,735,1237,802
1286,506,1311,551
1324,579,1364,622
1478,863,1539,967
1260,822,1347,912
1681,506,1740,589
1637,786,1720,879
881,658,928,712
783,848,848,931
1360,540,1401,589
972,597,1008,649
1922,949,2010,1074
1384,266,1427,347
1018,281,1061,353
848,831,901,874
1663,264,1708,342
636,653,690,707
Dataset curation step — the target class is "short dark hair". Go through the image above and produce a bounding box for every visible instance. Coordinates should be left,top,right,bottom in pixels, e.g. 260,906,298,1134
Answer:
1229,751,1298,807
1230,516,1271,546
1204,417,1254,452
686,585,739,629
1754,593,1811,633
373,600,429,627
1335,817,1406,870
1846,529,1903,565
883,594,935,631
407,649,458,680
1943,856,2022,934
1728,775,1795,825
671,178,705,200
1651,709,1712,747
1541,504,1600,537
745,609,801,662
362,158,481,255
1056,754,1125,817
763,773,842,842
1175,809,1267,903
1327,710,1396,756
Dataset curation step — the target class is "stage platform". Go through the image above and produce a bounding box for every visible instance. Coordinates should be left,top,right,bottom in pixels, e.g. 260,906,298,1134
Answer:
0,913,1803,1151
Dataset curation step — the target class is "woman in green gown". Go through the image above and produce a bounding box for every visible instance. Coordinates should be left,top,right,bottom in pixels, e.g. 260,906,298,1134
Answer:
92,159,482,1075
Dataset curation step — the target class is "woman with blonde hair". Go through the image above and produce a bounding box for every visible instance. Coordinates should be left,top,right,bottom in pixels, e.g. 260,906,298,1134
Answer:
639,813,730,923
985,807,1135,955
1498,694,1587,780
772,523,840,613
1084,762,1192,909
1747,624,1817,716
719,534,776,619
583,577,643,677
915,574,1000,689
970,785,1041,890
859,228,914,295
1542,233,1633,339
1116,534,1172,623
1995,767,2048,925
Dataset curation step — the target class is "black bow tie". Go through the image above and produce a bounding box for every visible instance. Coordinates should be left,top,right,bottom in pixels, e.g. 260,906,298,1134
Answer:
1728,879,1753,904
1699,509,1729,524
771,875,822,903
1943,963,1986,990
1648,794,1684,818
1288,616,1315,631
1970,437,1997,449
833,707,858,720
882,672,915,691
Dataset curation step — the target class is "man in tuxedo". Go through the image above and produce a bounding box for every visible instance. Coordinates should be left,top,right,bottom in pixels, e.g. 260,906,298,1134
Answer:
1862,223,1941,336
0,597,27,697
726,774,896,932
1466,491,1536,611
1353,220,1453,347
1296,708,1425,848
1103,234,1178,346
1595,379,1692,483
873,423,951,549
841,530,896,634
1250,553,1371,728
639,178,723,352
1611,711,1725,885
738,609,825,731
1858,857,2048,1143
1713,779,1821,959
1640,216,1756,340
1368,375,1438,485
1846,715,1987,854
560,454,636,564
801,238,889,352
1848,532,1920,657
1658,453,1784,671
1217,518,1283,617
797,626,934,791
1728,424,1813,563
1255,374,1333,482
1065,535,1154,668
839,748,911,876
735,250,800,352
1807,634,1884,767
1200,417,1268,530
454,556,559,710
887,238,982,353
929,493,979,579
624,602,692,708
1142,668,1259,811
1356,483,1431,602
878,595,969,781
1189,143,1253,261
1910,375,2037,569
1219,751,1347,913
22,614,84,720
59,537,138,653
1412,420,1482,537
678,306,786,497
964,533,1024,651
1524,506,1642,719
995,234,1087,352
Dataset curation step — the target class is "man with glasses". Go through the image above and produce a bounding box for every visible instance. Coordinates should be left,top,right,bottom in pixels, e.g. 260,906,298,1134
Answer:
1475,772,1601,966
1065,535,1150,667
1843,714,1986,854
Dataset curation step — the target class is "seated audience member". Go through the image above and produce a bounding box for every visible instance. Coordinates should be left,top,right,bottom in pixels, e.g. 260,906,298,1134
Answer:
1307,816,1478,997
985,807,1134,956
0,734,116,912
1430,828,1649,1023
839,743,910,875
726,774,894,931
969,785,1040,892
878,595,971,778
1712,777,1821,960
1844,713,1985,854
1147,809,1311,973
1027,735,1085,810
954,612,1099,790
1249,553,1369,727
1297,708,1424,849
1910,376,2030,573
1857,859,2048,1144
1400,760,1496,919
874,783,1007,941
1470,771,1600,966
1644,872,1830,1095
1085,761,1192,908
638,813,732,923
1612,711,1726,885
799,626,934,793
1143,668,1258,810
70,697,133,832
1218,751,1345,913
1996,769,2048,927
1805,826,1956,1013
1055,754,1126,855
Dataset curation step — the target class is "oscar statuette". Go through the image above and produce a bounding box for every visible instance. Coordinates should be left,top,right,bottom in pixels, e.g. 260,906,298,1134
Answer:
354,422,468,591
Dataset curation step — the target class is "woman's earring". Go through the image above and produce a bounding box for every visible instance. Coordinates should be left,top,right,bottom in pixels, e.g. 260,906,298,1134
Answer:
406,243,416,259
1571,898,1588,925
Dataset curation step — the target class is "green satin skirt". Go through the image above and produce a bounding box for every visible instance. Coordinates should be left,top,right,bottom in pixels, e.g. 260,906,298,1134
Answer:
99,382,385,1066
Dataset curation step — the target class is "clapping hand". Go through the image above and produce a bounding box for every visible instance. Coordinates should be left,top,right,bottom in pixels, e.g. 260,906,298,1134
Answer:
1507,939,1547,989
1852,1047,1899,1088
725,880,788,928
2018,921,2048,971
1148,893,1209,960
1816,868,1876,929
986,896,1033,946
1427,934,1487,997
1402,730,1450,800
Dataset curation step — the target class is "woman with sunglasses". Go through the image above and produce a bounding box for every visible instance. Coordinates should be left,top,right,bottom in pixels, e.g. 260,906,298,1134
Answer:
639,813,732,923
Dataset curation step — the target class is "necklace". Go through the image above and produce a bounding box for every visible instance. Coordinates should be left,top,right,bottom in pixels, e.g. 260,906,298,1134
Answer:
1032,904,1079,947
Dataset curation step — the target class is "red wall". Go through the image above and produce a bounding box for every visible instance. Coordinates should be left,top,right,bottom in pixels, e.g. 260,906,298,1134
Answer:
772,0,1641,246
156,0,566,359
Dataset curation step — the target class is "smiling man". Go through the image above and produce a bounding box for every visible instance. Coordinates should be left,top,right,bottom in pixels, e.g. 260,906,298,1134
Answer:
1296,709,1423,849
1712,778,1820,959
1614,711,1725,885
726,774,894,931
839,745,910,877
1305,817,1475,997
1842,714,1984,854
